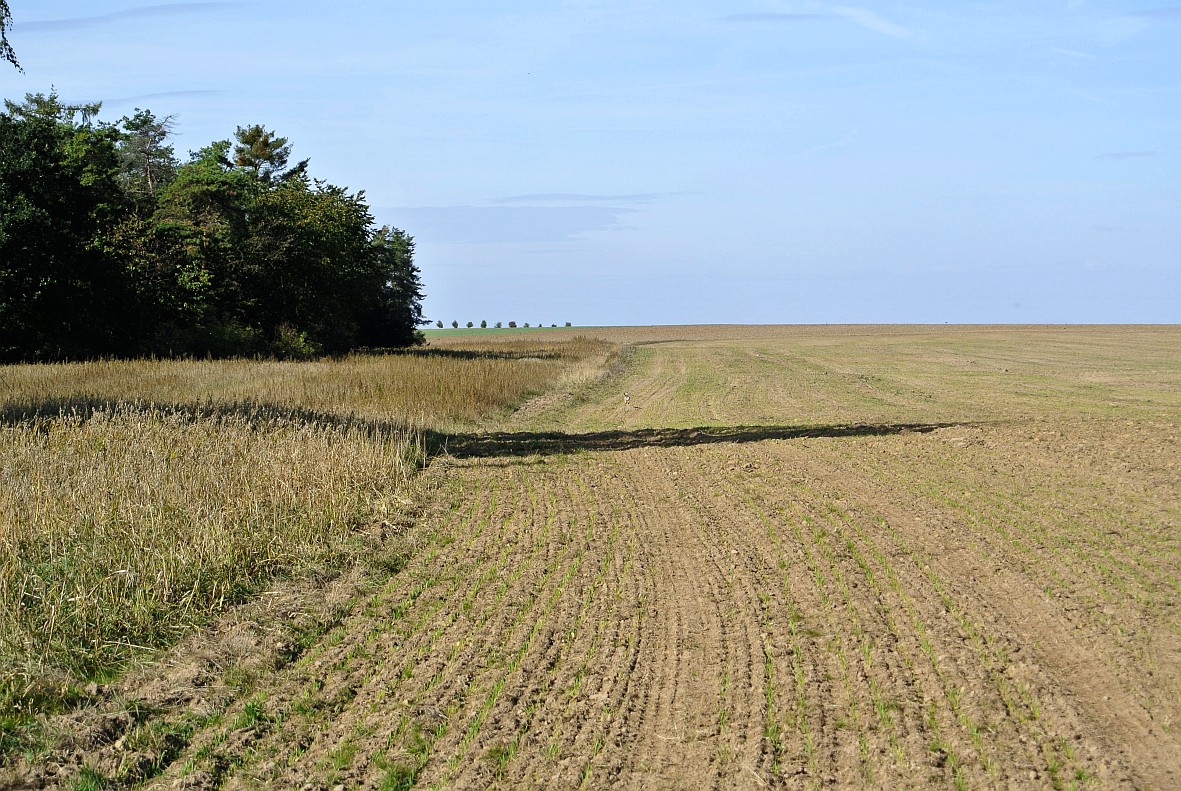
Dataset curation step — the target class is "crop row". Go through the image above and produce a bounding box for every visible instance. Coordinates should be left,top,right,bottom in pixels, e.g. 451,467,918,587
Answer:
662,440,1103,789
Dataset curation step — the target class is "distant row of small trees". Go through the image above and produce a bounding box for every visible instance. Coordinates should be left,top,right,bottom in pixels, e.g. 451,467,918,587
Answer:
436,321,573,330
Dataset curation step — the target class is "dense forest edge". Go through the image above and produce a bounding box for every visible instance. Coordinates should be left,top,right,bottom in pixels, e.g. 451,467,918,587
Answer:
0,89,427,362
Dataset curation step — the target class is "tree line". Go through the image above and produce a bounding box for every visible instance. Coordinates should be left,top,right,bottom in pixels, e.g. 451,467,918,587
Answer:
0,90,426,361
437,321,573,329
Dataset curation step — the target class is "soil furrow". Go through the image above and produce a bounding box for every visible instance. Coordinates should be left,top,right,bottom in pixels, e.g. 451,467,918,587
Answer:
126,326,1175,791
750,434,1156,788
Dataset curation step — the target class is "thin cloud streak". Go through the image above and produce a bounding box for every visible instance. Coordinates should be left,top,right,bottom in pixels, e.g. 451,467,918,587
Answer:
1094,151,1162,160
494,193,670,204
831,6,915,39
1052,48,1098,59
106,89,222,104
17,3,242,32
379,205,637,244
718,13,826,23
800,132,858,158
1126,7,1181,17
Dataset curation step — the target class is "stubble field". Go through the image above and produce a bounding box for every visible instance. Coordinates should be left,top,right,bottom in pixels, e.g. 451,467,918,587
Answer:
4,326,1179,790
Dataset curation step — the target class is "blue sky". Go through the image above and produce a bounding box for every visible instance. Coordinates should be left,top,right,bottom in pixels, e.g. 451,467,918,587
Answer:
3,1,1178,324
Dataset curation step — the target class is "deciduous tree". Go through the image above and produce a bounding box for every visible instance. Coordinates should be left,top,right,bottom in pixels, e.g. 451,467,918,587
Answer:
150,141,257,354
1,2,19,71
0,106,129,360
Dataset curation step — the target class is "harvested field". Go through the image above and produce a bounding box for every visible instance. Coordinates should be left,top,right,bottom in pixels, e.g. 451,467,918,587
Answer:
8,326,1179,790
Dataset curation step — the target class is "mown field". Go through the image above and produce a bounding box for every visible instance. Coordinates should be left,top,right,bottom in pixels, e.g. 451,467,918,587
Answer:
3,326,1179,790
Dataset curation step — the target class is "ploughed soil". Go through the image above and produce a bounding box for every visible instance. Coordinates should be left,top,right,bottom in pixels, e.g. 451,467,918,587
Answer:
8,326,1179,790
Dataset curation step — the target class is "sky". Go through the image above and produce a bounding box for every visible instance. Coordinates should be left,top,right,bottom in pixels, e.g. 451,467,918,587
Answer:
2,1,1178,325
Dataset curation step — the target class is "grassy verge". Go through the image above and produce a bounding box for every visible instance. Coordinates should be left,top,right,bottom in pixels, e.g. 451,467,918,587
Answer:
0,337,610,428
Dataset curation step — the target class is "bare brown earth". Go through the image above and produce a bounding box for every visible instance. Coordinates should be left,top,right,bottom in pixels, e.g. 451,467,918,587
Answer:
11,325,1180,790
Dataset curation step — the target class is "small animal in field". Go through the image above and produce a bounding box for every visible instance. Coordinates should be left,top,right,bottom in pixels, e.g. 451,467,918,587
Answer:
623,392,631,407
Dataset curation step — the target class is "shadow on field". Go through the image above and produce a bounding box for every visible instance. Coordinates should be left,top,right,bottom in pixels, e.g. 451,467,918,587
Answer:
428,422,967,459
0,398,974,461
0,397,418,439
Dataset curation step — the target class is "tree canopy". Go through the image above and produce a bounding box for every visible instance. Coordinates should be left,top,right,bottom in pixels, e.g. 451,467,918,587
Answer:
0,91,426,361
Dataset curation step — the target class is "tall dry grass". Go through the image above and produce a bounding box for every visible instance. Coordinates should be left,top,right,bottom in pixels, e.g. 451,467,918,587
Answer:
0,339,612,746
0,337,610,429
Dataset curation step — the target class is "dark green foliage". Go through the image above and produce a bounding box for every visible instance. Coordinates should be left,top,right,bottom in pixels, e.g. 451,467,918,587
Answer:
1,2,19,71
0,97,132,361
0,93,426,361
364,226,426,347
4,91,101,124
233,123,308,184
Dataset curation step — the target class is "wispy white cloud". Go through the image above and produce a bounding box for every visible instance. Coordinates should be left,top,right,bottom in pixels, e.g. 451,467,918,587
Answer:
831,6,915,39
1068,89,1118,106
801,132,858,157
16,3,243,33
105,89,222,105
494,193,671,204
1094,150,1163,160
718,13,825,23
1126,7,1181,18
719,8,920,38
1051,47,1098,60
1093,16,1152,45
377,205,636,244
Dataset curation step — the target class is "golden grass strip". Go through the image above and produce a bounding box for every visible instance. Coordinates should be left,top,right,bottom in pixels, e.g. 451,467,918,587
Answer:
0,338,611,429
